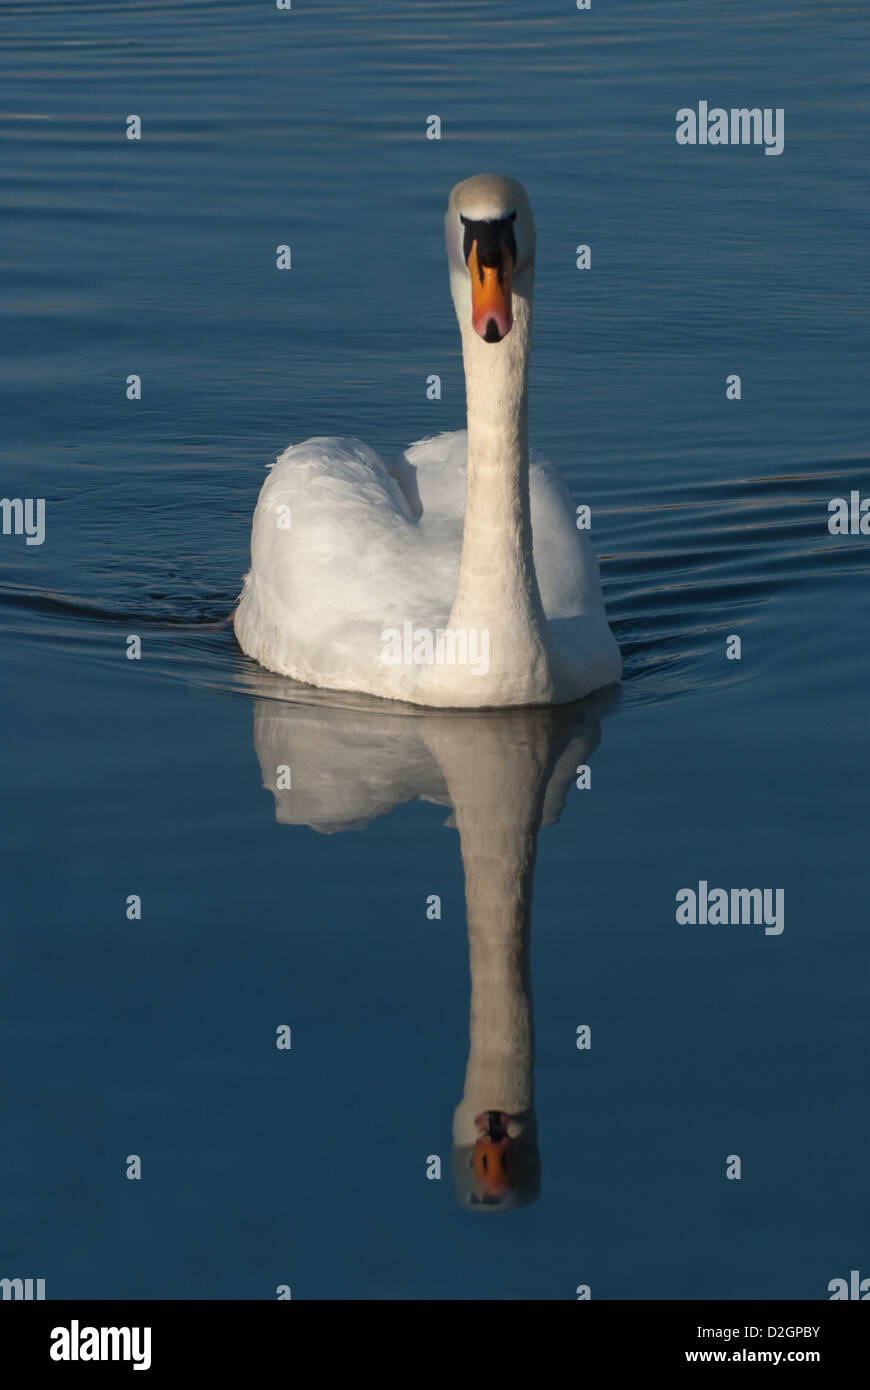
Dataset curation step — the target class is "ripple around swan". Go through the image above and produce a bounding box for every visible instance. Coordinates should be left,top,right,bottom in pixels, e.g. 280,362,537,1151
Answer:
2,456,863,715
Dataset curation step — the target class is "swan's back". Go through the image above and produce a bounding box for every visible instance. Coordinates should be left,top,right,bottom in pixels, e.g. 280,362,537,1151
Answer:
234,430,608,700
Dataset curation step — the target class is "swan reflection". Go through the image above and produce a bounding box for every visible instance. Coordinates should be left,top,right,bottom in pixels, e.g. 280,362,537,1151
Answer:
245,676,611,1209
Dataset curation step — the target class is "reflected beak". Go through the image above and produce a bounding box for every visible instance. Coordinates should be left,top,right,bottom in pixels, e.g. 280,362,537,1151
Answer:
471,1110,519,1200
472,1133,518,1199
468,241,513,343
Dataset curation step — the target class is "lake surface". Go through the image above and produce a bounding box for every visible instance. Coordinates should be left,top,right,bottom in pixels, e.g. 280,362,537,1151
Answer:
2,0,868,1299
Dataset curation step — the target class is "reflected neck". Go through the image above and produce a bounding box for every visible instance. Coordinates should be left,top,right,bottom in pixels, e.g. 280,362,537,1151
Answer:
422,716,553,1141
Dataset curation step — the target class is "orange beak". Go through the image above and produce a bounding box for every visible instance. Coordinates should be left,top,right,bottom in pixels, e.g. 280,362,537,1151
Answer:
471,1134,518,1199
468,240,513,343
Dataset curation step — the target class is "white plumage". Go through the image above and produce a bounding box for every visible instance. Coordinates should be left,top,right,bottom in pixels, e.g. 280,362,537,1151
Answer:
235,175,621,707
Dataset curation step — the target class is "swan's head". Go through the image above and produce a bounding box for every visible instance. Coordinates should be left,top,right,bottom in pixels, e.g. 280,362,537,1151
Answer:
446,174,535,344
452,1108,541,1211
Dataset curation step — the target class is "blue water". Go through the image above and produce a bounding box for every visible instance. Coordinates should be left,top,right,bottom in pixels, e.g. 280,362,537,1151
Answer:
2,0,868,1299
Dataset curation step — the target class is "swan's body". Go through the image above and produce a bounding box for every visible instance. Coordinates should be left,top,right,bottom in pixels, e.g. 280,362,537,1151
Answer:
235,175,621,707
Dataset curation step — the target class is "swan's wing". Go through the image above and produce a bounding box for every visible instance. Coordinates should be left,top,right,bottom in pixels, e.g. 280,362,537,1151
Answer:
528,449,610,620
401,429,470,524
235,435,461,695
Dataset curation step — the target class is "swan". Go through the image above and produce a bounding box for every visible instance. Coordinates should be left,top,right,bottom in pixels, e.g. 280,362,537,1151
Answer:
234,173,621,707
247,680,610,1207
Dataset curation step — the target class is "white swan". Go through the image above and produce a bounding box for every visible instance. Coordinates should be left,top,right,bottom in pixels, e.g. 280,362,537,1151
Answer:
247,683,610,1207
235,173,621,707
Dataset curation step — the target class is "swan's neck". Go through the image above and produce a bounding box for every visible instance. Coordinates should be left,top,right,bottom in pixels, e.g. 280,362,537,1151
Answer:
428,279,552,704
455,289,544,625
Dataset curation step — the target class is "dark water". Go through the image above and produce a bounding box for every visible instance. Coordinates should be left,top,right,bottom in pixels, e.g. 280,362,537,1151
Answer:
2,0,868,1299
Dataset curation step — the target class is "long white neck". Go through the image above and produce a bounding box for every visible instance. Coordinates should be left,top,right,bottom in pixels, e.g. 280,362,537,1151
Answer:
415,272,553,707
456,285,541,609
454,809,536,1138
420,715,551,1147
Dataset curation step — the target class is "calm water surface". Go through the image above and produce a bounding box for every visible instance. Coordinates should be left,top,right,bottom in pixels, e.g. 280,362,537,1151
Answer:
2,0,868,1298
